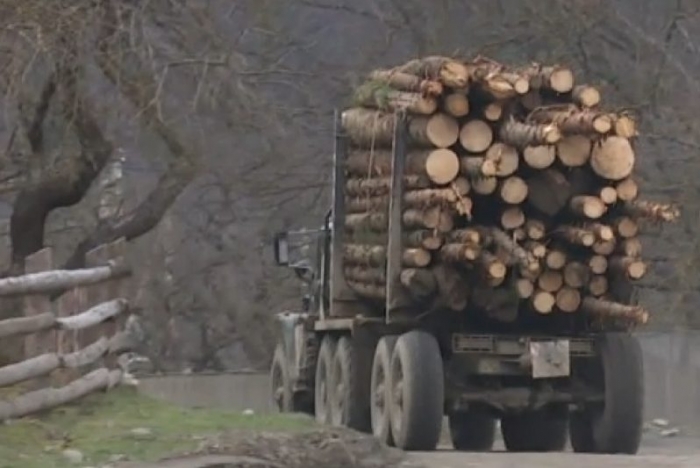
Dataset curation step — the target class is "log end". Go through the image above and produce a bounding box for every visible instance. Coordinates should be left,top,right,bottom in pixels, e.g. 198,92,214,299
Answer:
591,136,635,181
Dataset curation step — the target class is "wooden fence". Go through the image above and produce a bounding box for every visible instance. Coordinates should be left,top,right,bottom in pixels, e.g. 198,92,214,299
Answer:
0,238,133,421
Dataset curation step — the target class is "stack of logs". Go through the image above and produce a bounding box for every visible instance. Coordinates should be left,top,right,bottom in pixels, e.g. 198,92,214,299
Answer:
341,55,679,327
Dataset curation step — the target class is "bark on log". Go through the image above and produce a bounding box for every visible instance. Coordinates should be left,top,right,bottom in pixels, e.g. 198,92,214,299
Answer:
447,228,482,245
367,70,444,95
532,290,556,314
460,120,493,153
404,207,442,230
346,149,460,184
345,212,387,231
440,243,481,263
572,85,601,108
528,105,612,134
472,176,498,195
613,114,638,138
0,368,111,421
487,143,519,177
468,59,530,99
0,353,60,388
588,275,609,296
580,297,648,324
589,255,608,275
569,195,607,219
614,216,639,238
615,177,639,202
343,244,386,266
556,287,581,313
609,256,647,280
57,299,129,331
563,262,590,288
546,249,567,270
354,85,438,114
523,64,575,93
460,156,497,178
590,136,635,181
623,200,680,222
406,230,444,250
490,228,539,272
523,145,556,169
556,135,591,167
61,337,110,368
538,270,564,293
443,92,470,117
345,174,431,196
0,313,55,338
344,266,386,284
499,176,529,205
347,188,460,213
501,206,526,229
0,262,128,297
341,109,460,148
499,118,561,148
400,268,437,299
527,169,572,216
395,56,470,88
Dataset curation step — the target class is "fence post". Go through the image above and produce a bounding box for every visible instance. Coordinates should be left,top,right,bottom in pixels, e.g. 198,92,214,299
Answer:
23,248,55,389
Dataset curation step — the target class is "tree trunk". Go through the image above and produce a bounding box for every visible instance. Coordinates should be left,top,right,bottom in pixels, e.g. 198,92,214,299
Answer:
460,156,497,178
556,135,591,167
345,212,387,231
447,228,482,245
367,70,444,96
523,145,556,169
490,228,539,272
406,230,444,251
590,136,635,180
528,105,612,134
395,56,470,88
527,169,572,216
440,243,481,263
487,143,519,177
524,64,575,93
580,297,648,324
354,85,438,114
343,244,386,266
346,148,460,185
459,120,493,153
499,118,561,148
345,175,431,197
468,58,530,99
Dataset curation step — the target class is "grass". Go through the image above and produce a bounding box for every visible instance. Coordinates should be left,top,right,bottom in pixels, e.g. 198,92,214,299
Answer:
0,387,314,468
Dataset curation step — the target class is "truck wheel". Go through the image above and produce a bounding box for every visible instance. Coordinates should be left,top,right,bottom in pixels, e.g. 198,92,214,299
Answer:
448,408,496,451
501,408,568,452
314,335,336,425
370,335,398,445
570,333,644,454
388,330,444,451
270,344,292,412
330,335,372,431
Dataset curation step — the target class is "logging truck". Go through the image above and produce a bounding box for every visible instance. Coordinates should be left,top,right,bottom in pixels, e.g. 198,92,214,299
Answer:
269,113,644,455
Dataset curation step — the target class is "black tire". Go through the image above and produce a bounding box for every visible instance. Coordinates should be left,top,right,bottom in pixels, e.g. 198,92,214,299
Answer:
501,408,568,452
448,408,496,451
570,333,644,454
270,344,292,412
330,335,372,431
314,335,336,425
370,335,398,445
388,330,444,451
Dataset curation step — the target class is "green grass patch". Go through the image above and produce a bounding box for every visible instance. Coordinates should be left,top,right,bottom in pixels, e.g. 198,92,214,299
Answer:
0,387,314,468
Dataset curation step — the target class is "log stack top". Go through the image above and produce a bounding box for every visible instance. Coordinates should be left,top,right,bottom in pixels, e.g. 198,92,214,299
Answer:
338,54,680,331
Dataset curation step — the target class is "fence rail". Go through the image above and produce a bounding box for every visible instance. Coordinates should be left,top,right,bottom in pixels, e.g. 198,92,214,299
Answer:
0,238,134,421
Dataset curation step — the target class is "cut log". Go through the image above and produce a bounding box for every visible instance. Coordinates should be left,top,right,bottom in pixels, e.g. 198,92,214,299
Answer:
556,287,581,313
443,92,470,117
0,354,60,388
347,280,385,300
523,145,556,169
367,70,444,96
451,177,471,196
572,85,601,108
614,216,639,238
346,188,459,213
479,252,507,280
467,58,530,99
0,263,128,297
396,56,470,88
546,249,567,270
615,177,639,202
538,270,564,293
590,136,635,181
483,102,504,121
554,226,595,247
486,143,519,177
516,278,535,299
532,290,556,314
499,176,529,205
447,228,481,245
400,268,437,299
490,228,539,272
525,219,546,240
460,120,494,153
57,299,128,331
344,266,386,284
440,243,481,263
617,238,642,257
527,169,572,216
556,135,591,167
599,186,619,205
563,261,590,288
525,241,547,259
0,313,55,339
345,212,387,231
472,176,498,195
609,256,647,280
592,240,616,256
588,255,608,275
588,275,609,296
343,244,386,266
341,109,460,148
520,90,542,111
345,175,430,196
580,297,648,324
346,149,460,185
406,230,444,250
354,84,438,114
513,228,527,241
623,200,680,222
403,207,442,230
524,64,575,93
528,105,612,134
403,248,432,268
569,195,607,219
499,118,561,148
613,113,638,138
437,209,455,232
460,156,498,178
585,222,615,241
501,206,526,229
